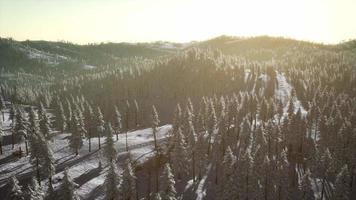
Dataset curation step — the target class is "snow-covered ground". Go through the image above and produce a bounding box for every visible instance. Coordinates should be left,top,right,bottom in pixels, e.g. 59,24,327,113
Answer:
275,72,307,117
0,109,172,199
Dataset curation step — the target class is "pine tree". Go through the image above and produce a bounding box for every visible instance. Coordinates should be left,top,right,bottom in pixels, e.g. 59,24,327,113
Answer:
28,125,42,184
38,105,51,140
13,107,28,154
56,101,66,133
207,100,217,155
133,99,139,128
333,165,351,200
7,176,25,200
39,133,55,184
28,177,45,200
0,120,4,154
113,106,122,141
68,113,84,155
171,128,189,180
104,122,117,162
152,105,160,192
104,161,120,200
195,130,207,180
151,193,162,200
299,170,315,200
59,168,80,200
218,146,237,200
152,105,160,152
125,100,130,151
160,164,177,200
119,159,137,200
0,94,5,121
9,104,16,123
96,107,105,149
45,182,56,200
83,102,94,152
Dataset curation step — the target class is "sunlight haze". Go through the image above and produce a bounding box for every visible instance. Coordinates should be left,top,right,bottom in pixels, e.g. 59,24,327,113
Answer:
1,0,355,44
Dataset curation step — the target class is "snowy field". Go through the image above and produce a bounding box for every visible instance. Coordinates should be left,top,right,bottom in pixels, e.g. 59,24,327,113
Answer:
0,108,172,199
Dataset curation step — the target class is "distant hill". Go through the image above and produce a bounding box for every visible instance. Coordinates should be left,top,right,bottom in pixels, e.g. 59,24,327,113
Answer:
0,38,178,71
1,36,354,72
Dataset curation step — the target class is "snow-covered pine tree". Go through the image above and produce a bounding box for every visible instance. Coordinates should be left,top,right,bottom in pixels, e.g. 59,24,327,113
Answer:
38,132,55,184
38,104,51,140
0,120,3,154
172,103,182,134
13,107,28,154
96,107,105,149
151,193,162,200
0,94,5,121
206,100,217,155
195,131,207,180
333,165,351,200
119,159,137,200
7,176,25,200
104,122,117,162
276,149,290,200
152,105,160,152
68,113,83,156
104,161,121,200
56,101,66,133
160,164,177,200
171,128,189,180
152,105,160,192
239,116,252,152
299,170,315,200
9,104,16,123
59,168,80,200
237,149,255,200
125,100,130,151
133,99,139,128
84,102,94,152
27,176,45,200
218,146,237,200
113,106,122,141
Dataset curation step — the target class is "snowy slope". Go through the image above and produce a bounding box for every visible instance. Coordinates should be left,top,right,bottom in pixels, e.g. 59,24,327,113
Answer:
275,72,307,117
0,110,172,199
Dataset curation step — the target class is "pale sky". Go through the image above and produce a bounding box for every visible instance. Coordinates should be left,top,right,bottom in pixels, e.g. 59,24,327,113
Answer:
0,0,355,44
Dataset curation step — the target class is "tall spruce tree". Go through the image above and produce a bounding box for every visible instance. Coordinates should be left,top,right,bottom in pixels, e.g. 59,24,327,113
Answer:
104,161,121,200
160,164,177,200
7,176,25,200
59,169,80,200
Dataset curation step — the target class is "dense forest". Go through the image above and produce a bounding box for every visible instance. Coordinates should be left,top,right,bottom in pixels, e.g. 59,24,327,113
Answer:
0,36,355,199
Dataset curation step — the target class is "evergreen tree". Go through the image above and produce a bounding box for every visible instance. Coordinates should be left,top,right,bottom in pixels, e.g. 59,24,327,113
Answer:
38,105,51,140
113,106,122,141
133,99,139,128
7,176,25,200
104,122,117,162
13,107,28,154
84,102,94,152
152,105,160,192
104,161,120,200
56,101,66,133
59,168,80,200
0,94,5,121
68,113,84,155
171,128,189,180
119,159,137,200
299,170,315,200
9,104,16,123
218,146,237,200
96,107,105,149
160,164,177,200
27,177,45,200
333,165,351,200
0,120,3,154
